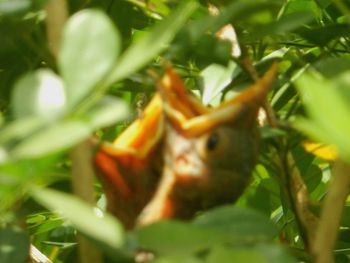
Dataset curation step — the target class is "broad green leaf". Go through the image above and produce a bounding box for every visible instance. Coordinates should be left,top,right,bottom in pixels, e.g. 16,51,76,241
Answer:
294,72,350,162
314,57,350,77
31,188,124,250
206,246,269,263
12,69,66,119
10,120,91,159
0,0,30,14
0,116,45,144
254,244,297,263
106,1,198,84
193,206,278,241
136,221,220,256
86,95,129,129
283,0,321,19
59,9,121,106
200,61,238,105
0,227,30,263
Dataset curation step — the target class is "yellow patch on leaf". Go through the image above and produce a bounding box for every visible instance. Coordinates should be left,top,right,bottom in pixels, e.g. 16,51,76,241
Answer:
303,141,338,161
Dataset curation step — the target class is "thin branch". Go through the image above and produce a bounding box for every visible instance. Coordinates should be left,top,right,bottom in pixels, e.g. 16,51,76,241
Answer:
312,160,350,263
45,0,68,58
70,142,103,263
279,150,319,251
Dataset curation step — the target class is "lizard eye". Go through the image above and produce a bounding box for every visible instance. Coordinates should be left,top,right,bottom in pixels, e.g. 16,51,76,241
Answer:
206,132,219,151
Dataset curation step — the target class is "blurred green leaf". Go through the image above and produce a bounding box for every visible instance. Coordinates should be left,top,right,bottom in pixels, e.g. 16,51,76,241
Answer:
136,220,220,256
31,187,124,251
0,227,30,263
206,246,269,263
10,120,91,159
193,206,278,241
86,95,129,129
255,12,313,37
106,1,198,83
314,57,350,78
12,69,66,119
297,24,350,46
0,0,30,15
0,116,45,144
294,71,350,162
59,9,121,106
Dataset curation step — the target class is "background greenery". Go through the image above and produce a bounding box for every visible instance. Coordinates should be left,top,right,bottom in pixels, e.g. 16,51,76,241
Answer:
1,0,350,262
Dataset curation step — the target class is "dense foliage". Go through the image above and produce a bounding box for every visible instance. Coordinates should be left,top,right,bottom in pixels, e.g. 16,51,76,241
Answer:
1,0,350,262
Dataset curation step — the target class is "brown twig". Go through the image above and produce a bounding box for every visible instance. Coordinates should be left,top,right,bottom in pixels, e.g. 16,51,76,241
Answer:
70,142,103,263
280,152,319,251
312,160,350,263
44,0,68,58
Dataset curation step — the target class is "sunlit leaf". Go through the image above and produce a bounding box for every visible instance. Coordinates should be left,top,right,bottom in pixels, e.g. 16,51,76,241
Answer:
294,71,350,162
59,9,121,106
12,69,66,119
303,141,338,161
200,61,238,105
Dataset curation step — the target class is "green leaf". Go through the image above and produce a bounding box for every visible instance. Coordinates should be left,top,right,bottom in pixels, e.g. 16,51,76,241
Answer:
200,61,238,105
314,57,350,78
0,0,30,15
193,206,278,241
86,95,129,129
136,220,220,256
0,227,30,263
255,12,313,38
0,116,45,144
10,120,91,159
294,71,350,162
106,1,198,84
206,246,269,263
59,9,121,106
12,69,66,119
31,187,124,250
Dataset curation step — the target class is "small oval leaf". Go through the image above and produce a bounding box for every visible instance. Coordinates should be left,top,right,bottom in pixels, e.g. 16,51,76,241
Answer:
59,9,121,106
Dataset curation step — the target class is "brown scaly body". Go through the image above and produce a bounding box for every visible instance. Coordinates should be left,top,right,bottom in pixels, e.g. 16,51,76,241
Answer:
95,64,277,229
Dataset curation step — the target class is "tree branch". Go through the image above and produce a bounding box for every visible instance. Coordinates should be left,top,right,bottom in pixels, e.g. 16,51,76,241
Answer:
312,160,350,263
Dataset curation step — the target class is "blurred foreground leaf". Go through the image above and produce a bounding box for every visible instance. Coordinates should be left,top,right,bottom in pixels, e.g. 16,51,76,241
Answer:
0,227,30,263
31,188,124,251
294,71,350,162
59,9,121,106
